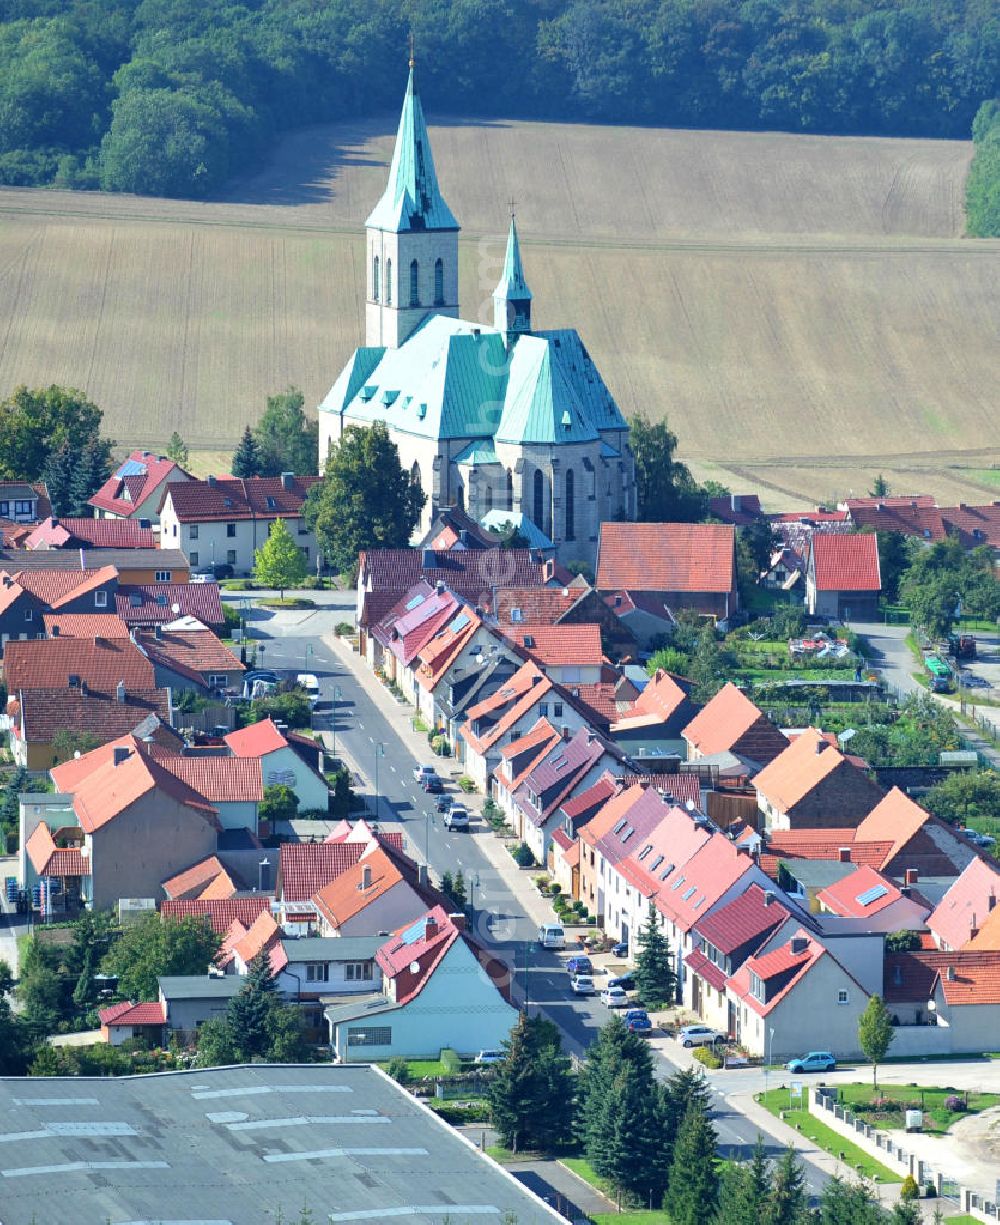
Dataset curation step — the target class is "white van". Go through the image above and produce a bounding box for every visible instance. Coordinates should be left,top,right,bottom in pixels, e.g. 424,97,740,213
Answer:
537,924,566,949
296,674,321,706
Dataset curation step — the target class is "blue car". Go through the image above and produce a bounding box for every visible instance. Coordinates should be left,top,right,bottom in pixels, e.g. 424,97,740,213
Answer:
786,1051,836,1074
611,942,628,958
566,955,593,977
625,1008,652,1035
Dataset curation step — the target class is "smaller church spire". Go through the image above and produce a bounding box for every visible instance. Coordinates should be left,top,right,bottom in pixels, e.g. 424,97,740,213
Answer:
493,213,532,343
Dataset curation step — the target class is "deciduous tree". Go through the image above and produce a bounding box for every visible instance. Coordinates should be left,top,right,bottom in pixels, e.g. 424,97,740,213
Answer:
628,411,708,523
857,994,894,1088
254,389,318,476
101,913,220,1001
0,385,113,482
254,518,307,597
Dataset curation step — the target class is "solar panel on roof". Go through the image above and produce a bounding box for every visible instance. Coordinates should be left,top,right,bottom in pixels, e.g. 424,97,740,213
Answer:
856,884,889,907
116,459,147,477
449,613,470,632
405,593,426,611
401,917,427,946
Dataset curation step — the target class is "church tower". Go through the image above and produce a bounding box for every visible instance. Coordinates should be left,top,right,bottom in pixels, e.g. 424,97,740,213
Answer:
365,59,460,349
493,215,532,344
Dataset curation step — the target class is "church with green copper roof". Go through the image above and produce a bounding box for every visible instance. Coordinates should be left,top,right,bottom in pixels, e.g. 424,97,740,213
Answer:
318,64,636,567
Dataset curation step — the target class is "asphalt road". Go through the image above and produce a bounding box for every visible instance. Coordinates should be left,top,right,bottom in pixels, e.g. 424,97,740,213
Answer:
262,630,829,1195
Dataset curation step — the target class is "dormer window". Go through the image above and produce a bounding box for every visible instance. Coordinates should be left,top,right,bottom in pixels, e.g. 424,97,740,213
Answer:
511,608,523,623
750,972,765,1002
266,497,276,510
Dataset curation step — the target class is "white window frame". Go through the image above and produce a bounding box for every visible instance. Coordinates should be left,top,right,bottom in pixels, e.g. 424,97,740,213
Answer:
94,590,108,608
154,571,171,583
837,989,849,1005
304,963,330,983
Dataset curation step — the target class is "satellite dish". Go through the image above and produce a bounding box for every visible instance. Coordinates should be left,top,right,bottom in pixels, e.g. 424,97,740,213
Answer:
409,961,421,975
171,602,180,614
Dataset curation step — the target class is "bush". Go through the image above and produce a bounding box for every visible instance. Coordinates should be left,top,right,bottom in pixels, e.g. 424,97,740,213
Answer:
944,1095,967,1112
924,1183,937,1198
550,883,561,897
213,563,234,580
899,1175,919,1202
511,842,535,868
429,1100,491,1125
577,905,589,920
300,575,327,590
334,621,354,636
431,735,451,757
440,1047,462,1074
693,1046,723,1070
457,776,476,793
386,1056,411,1084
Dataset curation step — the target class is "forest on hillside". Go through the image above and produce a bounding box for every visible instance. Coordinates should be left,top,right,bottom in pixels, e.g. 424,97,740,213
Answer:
0,0,996,220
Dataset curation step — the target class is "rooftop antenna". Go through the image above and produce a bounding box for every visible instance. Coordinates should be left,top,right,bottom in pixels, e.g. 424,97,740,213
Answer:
408,31,415,69
507,196,517,219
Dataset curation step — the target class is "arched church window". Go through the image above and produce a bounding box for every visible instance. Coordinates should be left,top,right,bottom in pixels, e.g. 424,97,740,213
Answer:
385,259,392,305
456,484,464,511
372,254,380,303
485,486,493,514
565,469,575,541
410,260,420,307
434,259,444,306
506,469,514,512
533,469,544,531
410,461,421,496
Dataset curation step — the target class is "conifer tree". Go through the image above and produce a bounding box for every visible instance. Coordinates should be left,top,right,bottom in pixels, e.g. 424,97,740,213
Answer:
69,438,111,515
440,870,454,900
602,1062,671,1206
767,1145,809,1225
666,1100,719,1225
635,900,676,1009
232,424,264,477
487,1013,573,1153
662,1065,712,1151
41,440,74,516
451,868,467,909
715,1137,769,1223
72,945,95,1012
254,518,307,598
488,1013,540,1153
577,1016,654,1156
166,431,189,466
228,951,278,1059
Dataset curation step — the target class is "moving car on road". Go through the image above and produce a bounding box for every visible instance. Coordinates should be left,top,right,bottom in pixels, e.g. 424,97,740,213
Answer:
421,775,444,793
676,1024,722,1048
571,974,596,996
434,794,453,813
786,1051,836,1074
296,673,321,706
601,985,628,1007
443,805,469,831
414,764,438,784
566,956,593,977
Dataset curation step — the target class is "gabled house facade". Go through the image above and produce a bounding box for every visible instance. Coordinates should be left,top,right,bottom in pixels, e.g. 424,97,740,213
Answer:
90,450,191,522
682,682,789,769
753,729,885,831
805,532,881,618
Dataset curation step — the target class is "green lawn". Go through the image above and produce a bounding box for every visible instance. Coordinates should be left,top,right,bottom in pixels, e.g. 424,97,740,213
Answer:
563,1159,674,1223
486,1145,546,1164
832,1083,1000,1136
377,1058,452,1077
757,1090,901,1183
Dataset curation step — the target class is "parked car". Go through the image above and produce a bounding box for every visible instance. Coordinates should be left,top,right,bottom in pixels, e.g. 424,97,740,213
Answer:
786,1051,836,1074
443,806,469,831
474,1050,503,1065
676,1024,722,1048
601,985,628,1008
296,673,321,706
962,673,990,689
611,941,628,958
566,956,593,977
414,764,438,783
606,973,635,992
537,924,566,949
571,974,596,996
421,775,444,793
625,1008,653,1035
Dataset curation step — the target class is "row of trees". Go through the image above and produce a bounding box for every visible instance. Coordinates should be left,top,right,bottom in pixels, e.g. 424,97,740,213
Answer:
0,0,994,196
231,389,319,478
967,99,1000,237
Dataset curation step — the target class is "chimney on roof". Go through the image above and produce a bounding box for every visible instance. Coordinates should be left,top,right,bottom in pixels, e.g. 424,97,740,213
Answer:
421,548,435,569
561,725,570,741
459,529,470,546
764,889,775,907
905,868,918,886
448,911,466,932
361,864,373,890
989,892,996,912
116,680,126,703
258,857,271,892
281,472,293,491
417,864,428,887
207,475,216,487
51,625,59,637
113,746,130,768
435,580,445,595
425,915,437,940
730,493,741,512
839,846,851,863
969,916,978,939
946,965,956,982
790,935,808,955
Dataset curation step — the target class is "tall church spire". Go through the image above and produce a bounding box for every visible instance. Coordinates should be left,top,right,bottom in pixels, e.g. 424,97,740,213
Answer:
366,64,458,234
493,214,532,342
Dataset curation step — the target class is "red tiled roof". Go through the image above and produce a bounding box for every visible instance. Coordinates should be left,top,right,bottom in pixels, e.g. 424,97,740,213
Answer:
493,587,581,626
708,495,763,526
727,931,832,1018
616,669,692,727
843,494,937,510
90,451,188,517
504,623,603,669
854,788,932,865
496,718,561,790
622,774,703,809
25,517,157,550
682,683,787,763
231,909,283,969
12,565,117,609
752,729,869,813
810,533,881,593
17,687,172,746
312,848,404,930
595,787,675,867
374,583,466,667
937,504,1000,551
163,475,319,523
847,504,947,541
4,636,154,694
157,756,263,803
26,822,89,878
884,950,943,1002
116,583,224,629
816,864,903,918
573,680,633,724
935,952,1000,1006
161,856,233,901
966,905,1000,951
579,783,647,848
769,509,849,524
928,858,1000,951
684,948,728,992
760,828,895,876
276,842,365,903
693,883,789,956
515,727,611,827
461,660,553,755
376,906,459,1006
596,522,736,594
615,803,711,901
137,628,243,684
415,608,484,693
654,833,756,934
99,1001,166,1026
560,772,618,820
161,896,270,933
224,718,288,758
42,613,130,639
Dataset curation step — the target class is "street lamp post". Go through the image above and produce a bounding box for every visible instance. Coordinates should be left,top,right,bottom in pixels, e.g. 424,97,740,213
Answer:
373,741,385,819
305,642,313,674
424,811,435,863
331,685,343,758
763,1025,775,1101
469,871,481,932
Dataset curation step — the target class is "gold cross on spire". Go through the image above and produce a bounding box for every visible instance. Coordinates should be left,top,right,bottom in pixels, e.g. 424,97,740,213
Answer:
408,32,415,69
507,196,517,219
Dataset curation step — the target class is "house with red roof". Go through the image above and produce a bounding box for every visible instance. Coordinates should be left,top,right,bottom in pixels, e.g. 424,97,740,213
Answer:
3,635,155,695
21,735,219,911
0,565,121,656
25,516,158,551
884,948,1000,1055
927,858,1000,951
116,582,225,633
160,895,270,933
324,907,517,1062
815,864,930,931
686,882,791,1035
135,625,244,694
43,612,130,639
499,622,604,684
596,521,739,642
0,481,49,525
161,855,236,902
90,450,192,523
492,580,635,653
369,580,470,688
159,473,320,577
577,782,649,917
806,532,881,618
753,728,885,831
493,718,561,822
611,669,699,760
275,829,406,928
682,683,789,771
549,771,618,897
224,717,330,814
99,999,166,1046
726,929,869,1059
311,845,450,938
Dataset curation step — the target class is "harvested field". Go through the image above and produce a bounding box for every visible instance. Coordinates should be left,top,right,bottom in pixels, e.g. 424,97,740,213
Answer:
0,115,994,502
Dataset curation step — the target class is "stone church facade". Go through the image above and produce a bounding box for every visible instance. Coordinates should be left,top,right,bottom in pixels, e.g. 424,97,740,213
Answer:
318,64,635,567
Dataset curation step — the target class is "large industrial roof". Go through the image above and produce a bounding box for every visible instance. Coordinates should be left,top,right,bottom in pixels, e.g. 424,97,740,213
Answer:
0,1064,560,1225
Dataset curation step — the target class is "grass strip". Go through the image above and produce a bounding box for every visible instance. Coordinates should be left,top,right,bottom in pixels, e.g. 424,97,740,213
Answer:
757,1089,901,1183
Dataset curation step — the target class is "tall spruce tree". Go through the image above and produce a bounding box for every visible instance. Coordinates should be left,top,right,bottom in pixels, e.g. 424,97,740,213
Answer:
602,1062,670,1206
487,1013,573,1153
767,1145,809,1224
228,951,278,1059
232,424,264,477
667,1099,719,1225
41,440,75,515
577,1016,654,1157
635,901,676,1009
166,431,189,466
662,1065,712,1152
715,1137,770,1224
69,438,112,514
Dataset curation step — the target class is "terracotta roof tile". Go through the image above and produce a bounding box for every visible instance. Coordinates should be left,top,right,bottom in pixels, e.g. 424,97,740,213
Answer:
614,669,693,729
90,450,188,517
461,660,553,755
161,896,270,933
559,772,618,821
693,882,789,956
12,565,118,609
137,628,243,684
312,848,404,930
161,855,231,901
42,613,130,639
17,688,172,746
752,729,873,813
596,522,736,593
854,788,933,865
682,683,788,763
157,756,263,803
579,783,647,848
4,636,154,694
503,623,603,669
847,504,947,541
965,904,1000,951
493,586,581,626
684,948,728,992
936,951,1000,1005
231,909,281,967
708,494,763,526
224,719,288,757
727,931,831,1017
99,1001,165,1026
815,864,903,917
653,833,756,933
373,583,467,667
496,718,561,790
810,533,881,592
116,583,224,629
376,906,459,1006
415,607,484,692
163,475,319,523
615,803,711,900
26,517,157,550
928,858,1000,950
26,822,90,878
277,835,405,903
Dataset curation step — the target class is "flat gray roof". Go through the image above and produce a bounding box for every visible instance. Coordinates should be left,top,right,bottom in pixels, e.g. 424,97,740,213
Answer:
158,974,244,1000
282,935,382,961
0,1064,560,1225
